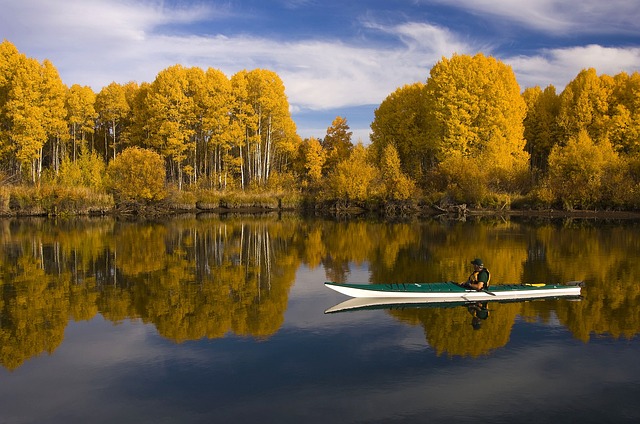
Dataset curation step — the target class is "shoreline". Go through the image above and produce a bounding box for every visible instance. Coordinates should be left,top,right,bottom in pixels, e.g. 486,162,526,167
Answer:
2,202,640,220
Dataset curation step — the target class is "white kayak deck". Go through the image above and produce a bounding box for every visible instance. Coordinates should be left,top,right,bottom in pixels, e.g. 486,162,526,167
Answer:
324,281,582,300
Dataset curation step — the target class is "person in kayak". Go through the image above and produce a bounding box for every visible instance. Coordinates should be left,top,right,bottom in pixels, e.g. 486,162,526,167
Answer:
460,258,490,290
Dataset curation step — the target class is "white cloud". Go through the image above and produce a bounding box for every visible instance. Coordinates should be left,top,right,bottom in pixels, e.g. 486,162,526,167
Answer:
424,0,640,34
508,45,640,90
1,1,477,110
2,0,640,140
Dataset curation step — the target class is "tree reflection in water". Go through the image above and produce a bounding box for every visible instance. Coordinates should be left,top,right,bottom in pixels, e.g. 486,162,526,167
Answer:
1,215,639,369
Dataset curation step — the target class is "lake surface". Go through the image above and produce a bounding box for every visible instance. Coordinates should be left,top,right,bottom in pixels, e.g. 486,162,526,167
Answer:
0,214,639,423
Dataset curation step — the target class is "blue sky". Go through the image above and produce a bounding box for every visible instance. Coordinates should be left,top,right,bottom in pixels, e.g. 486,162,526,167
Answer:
2,0,640,143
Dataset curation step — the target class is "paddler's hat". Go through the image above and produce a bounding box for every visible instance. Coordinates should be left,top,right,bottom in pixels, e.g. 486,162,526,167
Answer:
471,258,484,267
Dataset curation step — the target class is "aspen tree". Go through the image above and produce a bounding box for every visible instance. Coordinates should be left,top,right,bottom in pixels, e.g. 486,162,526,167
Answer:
322,116,352,175
557,68,611,144
95,82,130,161
370,82,430,180
145,65,194,190
302,137,325,185
5,57,46,183
66,84,97,163
233,69,297,188
424,53,529,194
523,85,560,173
40,60,68,176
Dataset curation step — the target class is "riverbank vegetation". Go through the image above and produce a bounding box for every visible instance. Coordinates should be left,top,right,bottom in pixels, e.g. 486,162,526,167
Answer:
2,39,640,216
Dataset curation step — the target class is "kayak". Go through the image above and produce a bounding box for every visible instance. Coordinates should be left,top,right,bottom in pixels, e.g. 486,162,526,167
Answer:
324,281,583,301
325,295,581,314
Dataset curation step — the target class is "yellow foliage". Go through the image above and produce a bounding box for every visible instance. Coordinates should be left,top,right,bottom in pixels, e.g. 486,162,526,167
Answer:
547,130,619,209
322,116,353,174
106,147,167,204
425,53,527,164
303,137,325,184
557,68,610,144
1,215,640,367
379,143,416,201
57,151,106,190
371,83,430,180
433,152,489,204
95,82,131,160
325,143,376,202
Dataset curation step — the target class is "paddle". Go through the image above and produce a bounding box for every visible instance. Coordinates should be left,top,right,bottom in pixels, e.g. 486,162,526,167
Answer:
450,281,496,296
482,288,496,296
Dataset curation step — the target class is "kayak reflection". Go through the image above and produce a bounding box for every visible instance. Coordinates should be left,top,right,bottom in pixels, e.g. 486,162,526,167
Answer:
324,295,580,314
325,296,583,357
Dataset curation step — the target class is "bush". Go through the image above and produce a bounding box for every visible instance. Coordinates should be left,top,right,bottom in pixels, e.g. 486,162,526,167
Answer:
432,154,488,205
0,185,113,216
512,185,556,210
0,186,10,214
58,151,106,190
39,185,113,215
106,147,166,205
547,131,617,209
164,187,197,210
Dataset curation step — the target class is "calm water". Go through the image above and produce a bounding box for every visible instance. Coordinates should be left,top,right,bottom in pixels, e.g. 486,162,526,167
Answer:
0,215,639,423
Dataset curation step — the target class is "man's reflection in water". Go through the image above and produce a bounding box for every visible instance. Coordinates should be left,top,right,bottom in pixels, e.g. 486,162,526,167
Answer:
467,302,490,330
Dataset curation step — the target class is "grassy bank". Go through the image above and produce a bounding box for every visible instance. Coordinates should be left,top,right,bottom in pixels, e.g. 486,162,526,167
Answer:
0,185,306,217
2,184,639,219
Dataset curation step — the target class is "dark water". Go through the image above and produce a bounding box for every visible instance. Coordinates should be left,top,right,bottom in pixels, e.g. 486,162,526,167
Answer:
0,215,638,423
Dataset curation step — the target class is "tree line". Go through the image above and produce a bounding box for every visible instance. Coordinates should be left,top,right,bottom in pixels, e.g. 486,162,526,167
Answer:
370,54,640,210
2,39,640,212
1,40,297,193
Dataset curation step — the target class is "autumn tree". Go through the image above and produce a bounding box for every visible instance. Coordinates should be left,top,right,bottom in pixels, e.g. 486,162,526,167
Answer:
295,137,325,189
324,143,376,205
606,72,640,155
3,55,47,183
424,53,529,194
228,71,254,189
377,143,416,201
95,82,131,161
235,69,299,188
523,85,560,173
0,40,23,169
143,65,195,190
547,130,619,209
557,68,611,145
370,82,431,181
560,69,609,137
66,84,97,163
40,60,69,177
194,68,233,188
1,51,66,182
322,116,353,175
0,41,69,183
124,82,152,149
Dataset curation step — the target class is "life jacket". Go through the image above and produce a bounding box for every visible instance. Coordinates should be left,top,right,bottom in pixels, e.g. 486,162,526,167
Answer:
481,268,491,289
468,268,491,290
